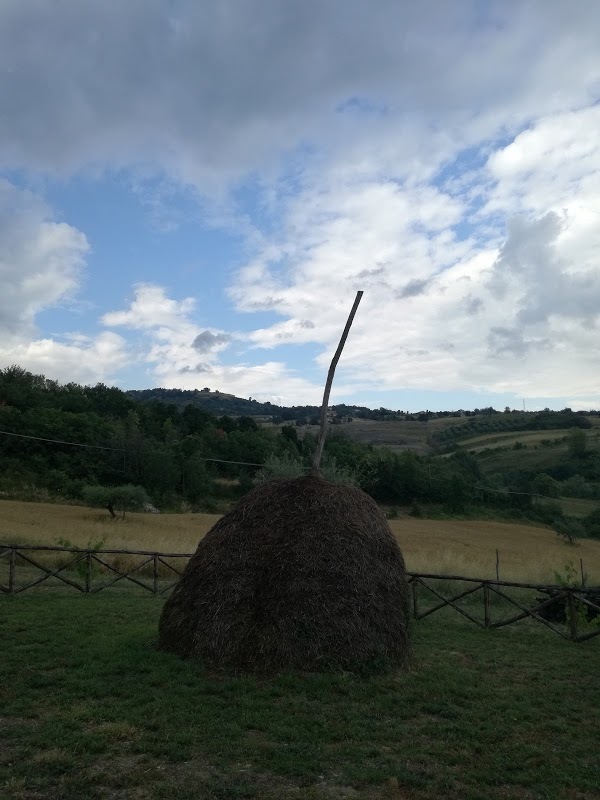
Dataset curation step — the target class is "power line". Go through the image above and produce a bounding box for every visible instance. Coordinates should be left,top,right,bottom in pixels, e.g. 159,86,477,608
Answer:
475,483,552,501
0,429,124,452
202,457,266,467
0,428,267,468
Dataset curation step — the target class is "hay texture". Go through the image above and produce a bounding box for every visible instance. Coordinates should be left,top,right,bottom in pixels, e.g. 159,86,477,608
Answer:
158,475,409,673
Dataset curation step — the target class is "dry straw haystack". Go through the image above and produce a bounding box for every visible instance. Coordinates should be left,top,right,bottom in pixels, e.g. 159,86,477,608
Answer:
158,475,410,673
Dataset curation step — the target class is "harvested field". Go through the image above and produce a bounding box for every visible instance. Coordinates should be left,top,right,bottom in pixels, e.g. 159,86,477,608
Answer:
2,498,600,584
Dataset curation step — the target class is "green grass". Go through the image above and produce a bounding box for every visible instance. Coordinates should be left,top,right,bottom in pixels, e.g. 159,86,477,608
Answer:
556,496,600,518
476,443,570,474
1,595,599,799
459,429,570,452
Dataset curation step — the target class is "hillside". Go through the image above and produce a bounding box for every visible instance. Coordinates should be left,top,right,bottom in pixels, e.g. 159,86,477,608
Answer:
266,415,468,455
126,387,271,416
2,366,600,542
125,386,460,428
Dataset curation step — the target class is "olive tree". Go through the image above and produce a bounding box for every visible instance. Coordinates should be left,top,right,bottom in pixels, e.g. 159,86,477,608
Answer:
83,484,150,518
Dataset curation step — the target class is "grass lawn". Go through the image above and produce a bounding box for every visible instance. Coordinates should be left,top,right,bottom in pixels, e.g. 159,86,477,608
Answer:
1,594,599,800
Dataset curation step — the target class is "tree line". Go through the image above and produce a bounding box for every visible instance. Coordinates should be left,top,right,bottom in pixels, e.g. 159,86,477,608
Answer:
1,365,599,540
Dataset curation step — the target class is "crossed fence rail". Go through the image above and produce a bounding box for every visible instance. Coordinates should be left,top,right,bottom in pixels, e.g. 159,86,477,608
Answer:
2,543,600,643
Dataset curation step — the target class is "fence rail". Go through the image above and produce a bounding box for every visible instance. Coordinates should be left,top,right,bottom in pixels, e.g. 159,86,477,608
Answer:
1,544,599,642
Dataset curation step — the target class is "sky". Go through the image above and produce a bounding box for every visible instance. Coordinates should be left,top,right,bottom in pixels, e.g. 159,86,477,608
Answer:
1,1,600,412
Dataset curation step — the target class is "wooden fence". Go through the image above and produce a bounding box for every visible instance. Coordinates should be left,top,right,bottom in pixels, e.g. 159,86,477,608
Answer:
1,543,600,643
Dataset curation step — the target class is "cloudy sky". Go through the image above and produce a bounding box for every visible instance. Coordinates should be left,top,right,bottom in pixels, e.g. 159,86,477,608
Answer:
1,1,600,411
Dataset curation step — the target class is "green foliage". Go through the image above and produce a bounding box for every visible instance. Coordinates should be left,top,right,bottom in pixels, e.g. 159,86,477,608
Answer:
183,453,212,502
2,365,598,526
552,562,600,632
561,474,596,499
568,428,587,458
581,507,600,539
553,517,586,545
553,560,584,587
532,472,560,498
83,484,149,518
431,408,592,452
255,453,305,483
54,536,106,579
319,455,358,485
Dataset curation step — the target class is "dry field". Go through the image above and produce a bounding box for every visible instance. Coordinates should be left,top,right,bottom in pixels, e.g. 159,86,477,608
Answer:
2,498,600,584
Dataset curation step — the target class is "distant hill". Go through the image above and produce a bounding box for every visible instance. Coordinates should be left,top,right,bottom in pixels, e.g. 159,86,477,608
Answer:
125,387,267,416
125,387,413,422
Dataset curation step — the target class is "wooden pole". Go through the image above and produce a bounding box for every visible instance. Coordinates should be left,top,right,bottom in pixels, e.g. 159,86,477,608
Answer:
412,579,419,619
495,549,500,582
567,590,578,640
311,291,363,475
483,582,491,627
85,552,92,593
9,548,15,594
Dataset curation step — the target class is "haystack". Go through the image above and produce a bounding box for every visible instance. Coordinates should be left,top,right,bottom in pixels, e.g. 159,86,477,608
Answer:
158,475,409,673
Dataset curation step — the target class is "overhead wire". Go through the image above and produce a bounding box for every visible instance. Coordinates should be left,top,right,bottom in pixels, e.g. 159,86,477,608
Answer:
0,427,267,468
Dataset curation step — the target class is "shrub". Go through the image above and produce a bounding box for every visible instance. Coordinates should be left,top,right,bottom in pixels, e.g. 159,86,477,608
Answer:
553,517,586,545
532,472,560,498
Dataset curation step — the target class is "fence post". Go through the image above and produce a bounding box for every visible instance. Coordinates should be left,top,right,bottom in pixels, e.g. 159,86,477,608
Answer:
495,549,500,582
483,582,490,627
580,558,585,586
411,578,419,618
85,552,92,593
567,589,578,641
8,548,15,593
153,553,159,595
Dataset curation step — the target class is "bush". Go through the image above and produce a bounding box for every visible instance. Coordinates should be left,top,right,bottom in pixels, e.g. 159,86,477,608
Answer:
255,454,357,486
582,508,600,539
533,500,564,526
255,454,305,483
561,475,595,499
553,517,586,545
532,472,560,498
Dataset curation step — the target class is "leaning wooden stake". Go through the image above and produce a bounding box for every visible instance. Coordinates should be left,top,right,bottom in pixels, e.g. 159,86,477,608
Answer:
311,291,363,475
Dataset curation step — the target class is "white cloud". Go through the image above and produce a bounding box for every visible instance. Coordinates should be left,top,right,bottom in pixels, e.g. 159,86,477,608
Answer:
102,284,196,331
2,3,600,405
228,104,600,402
102,283,324,403
0,332,129,385
0,180,89,337
2,1,600,192
0,180,133,385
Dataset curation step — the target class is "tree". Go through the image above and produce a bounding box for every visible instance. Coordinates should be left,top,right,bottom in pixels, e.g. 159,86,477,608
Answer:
281,424,301,451
532,473,560,498
553,518,585,545
83,484,149,518
184,453,213,502
568,428,587,458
